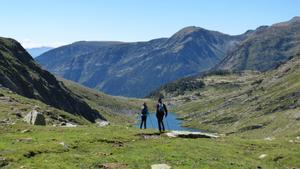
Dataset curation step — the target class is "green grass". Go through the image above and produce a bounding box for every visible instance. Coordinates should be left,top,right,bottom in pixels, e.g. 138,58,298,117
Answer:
1,123,299,169
163,56,300,138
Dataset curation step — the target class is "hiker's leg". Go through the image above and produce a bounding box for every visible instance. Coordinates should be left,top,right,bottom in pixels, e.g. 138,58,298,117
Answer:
144,116,147,129
157,117,161,132
161,117,165,131
140,117,143,129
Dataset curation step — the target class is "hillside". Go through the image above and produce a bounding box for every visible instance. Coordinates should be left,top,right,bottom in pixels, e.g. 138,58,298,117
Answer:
217,16,300,71
36,27,243,97
151,54,300,138
0,37,103,122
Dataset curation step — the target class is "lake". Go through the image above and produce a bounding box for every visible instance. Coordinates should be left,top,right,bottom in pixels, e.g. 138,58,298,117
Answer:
135,112,200,131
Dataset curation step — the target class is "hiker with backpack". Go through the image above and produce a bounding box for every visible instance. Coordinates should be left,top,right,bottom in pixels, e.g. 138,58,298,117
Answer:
140,102,149,129
156,98,168,133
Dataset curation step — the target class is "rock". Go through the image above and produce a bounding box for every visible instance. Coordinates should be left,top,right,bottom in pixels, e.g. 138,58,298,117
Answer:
264,137,274,141
165,130,219,139
23,151,38,158
59,142,69,149
60,122,77,127
16,138,33,143
0,157,9,167
24,110,46,125
20,129,31,133
151,164,171,169
96,121,110,127
97,163,127,169
259,154,267,159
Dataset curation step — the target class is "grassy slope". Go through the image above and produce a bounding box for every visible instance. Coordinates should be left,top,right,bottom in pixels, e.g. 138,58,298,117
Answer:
61,79,154,124
1,123,299,169
163,55,300,138
0,87,89,125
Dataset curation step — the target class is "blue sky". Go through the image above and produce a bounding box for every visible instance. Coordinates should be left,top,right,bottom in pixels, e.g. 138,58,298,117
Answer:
1,0,299,48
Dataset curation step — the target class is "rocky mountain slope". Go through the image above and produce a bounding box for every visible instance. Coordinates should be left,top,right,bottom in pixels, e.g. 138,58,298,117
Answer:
0,37,104,122
36,27,243,97
217,16,300,71
151,53,300,138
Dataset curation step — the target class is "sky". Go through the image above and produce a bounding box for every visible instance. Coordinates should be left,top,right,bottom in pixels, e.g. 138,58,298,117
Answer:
1,0,300,48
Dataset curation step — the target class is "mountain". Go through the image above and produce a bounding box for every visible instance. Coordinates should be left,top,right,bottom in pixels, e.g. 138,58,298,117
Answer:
216,16,300,72
151,53,300,138
0,37,104,122
26,47,53,58
36,27,243,97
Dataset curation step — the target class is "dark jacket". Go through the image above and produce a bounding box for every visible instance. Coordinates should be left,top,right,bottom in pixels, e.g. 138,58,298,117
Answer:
141,106,149,116
156,103,168,116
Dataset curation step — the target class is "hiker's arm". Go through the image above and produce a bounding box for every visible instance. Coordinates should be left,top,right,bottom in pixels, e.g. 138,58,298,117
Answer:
156,104,159,114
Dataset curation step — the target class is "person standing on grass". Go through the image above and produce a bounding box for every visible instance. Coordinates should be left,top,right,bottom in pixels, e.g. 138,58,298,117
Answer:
156,98,168,133
140,102,149,129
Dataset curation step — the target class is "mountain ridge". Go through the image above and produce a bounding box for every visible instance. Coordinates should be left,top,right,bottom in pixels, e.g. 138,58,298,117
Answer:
36,26,244,97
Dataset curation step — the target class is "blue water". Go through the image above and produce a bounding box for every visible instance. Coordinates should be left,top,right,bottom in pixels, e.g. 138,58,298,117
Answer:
135,112,200,131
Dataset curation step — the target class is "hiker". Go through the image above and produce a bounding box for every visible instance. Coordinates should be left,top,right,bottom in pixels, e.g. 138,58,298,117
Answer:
140,102,149,129
156,98,168,133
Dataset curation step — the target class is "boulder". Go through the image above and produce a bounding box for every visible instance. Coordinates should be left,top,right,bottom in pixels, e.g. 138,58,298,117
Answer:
96,121,110,127
151,164,171,169
0,157,9,167
165,130,219,139
24,110,46,125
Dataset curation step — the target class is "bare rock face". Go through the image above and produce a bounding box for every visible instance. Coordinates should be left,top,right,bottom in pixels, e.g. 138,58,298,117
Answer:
24,110,46,125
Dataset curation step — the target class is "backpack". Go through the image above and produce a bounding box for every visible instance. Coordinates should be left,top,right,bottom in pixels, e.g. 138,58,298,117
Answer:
158,103,165,113
141,106,148,116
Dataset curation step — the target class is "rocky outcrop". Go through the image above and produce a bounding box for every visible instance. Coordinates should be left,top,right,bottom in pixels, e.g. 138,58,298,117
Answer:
24,110,46,125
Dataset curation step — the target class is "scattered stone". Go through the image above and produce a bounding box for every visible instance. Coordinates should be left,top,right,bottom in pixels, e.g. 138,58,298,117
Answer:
98,163,128,169
23,151,39,158
59,142,69,149
165,130,219,139
20,129,31,133
259,154,267,159
14,112,23,118
273,155,284,162
0,119,10,125
151,164,171,169
60,122,77,127
96,121,110,127
264,137,274,141
16,138,33,143
0,157,9,167
24,110,46,125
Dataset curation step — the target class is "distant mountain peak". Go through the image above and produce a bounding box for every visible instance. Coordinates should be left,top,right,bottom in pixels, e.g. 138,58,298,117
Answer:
273,16,300,27
172,26,207,37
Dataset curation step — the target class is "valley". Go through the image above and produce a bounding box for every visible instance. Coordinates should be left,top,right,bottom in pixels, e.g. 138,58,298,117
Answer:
0,16,300,169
